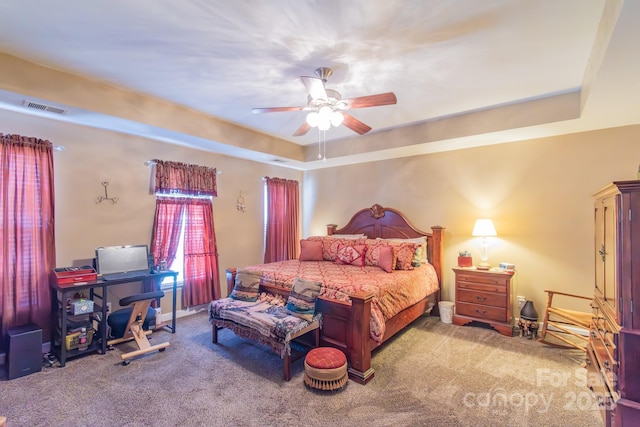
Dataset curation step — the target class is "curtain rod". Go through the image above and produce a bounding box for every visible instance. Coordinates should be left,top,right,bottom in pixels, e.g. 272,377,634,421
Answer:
144,160,222,174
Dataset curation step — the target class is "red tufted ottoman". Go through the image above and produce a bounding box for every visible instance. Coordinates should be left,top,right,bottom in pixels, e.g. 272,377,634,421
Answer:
304,347,348,391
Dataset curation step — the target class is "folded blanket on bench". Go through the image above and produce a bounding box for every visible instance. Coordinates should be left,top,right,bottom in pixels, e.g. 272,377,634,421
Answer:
208,293,321,357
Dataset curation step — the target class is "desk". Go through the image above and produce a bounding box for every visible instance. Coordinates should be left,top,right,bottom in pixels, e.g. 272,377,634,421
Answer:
49,271,178,367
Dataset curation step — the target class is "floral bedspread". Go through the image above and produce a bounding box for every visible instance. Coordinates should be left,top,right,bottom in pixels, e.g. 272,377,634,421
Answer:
243,261,439,343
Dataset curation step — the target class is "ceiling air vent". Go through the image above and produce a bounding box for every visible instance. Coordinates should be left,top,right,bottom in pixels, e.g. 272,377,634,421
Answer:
22,100,68,115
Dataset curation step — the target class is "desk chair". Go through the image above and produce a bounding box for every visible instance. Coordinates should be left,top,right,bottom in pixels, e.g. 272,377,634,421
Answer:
107,290,169,365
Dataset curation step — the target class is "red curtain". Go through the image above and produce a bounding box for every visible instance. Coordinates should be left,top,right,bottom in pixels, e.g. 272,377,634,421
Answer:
150,198,185,271
0,134,56,340
264,177,299,263
183,198,220,306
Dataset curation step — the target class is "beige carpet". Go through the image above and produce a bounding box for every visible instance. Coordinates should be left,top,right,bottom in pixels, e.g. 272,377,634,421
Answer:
0,311,602,426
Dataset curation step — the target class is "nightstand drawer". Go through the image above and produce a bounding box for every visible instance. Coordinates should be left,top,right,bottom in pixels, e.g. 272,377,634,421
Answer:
456,301,507,322
457,288,506,308
456,280,506,294
456,273,509,287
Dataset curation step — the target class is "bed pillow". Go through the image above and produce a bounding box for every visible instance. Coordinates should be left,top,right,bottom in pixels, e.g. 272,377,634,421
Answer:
286,277,323,321
299,239,323,261
328,234,366,239
308,236,366,261
379,237,428,265
335,244,367,267
363,239,396,272
229,269,263,301
395,242,420,270
376,245,396,273
382,241,420,270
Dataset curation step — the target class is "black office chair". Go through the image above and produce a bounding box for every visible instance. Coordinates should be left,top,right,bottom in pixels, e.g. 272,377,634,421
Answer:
107,290,169,365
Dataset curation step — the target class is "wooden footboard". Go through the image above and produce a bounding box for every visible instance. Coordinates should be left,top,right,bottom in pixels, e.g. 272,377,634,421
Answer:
316,291,375,384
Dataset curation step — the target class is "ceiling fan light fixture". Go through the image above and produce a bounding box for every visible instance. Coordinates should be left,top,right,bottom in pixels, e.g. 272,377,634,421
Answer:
317,117,331,131
318,106,332,119
253,67,397,137
306,111,319,127
331,111,344,127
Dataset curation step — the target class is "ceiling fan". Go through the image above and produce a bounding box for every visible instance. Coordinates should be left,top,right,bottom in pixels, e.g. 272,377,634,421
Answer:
252,67,397,136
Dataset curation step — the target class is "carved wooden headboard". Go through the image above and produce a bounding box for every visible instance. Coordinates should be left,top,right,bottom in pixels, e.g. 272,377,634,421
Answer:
326,204,444,283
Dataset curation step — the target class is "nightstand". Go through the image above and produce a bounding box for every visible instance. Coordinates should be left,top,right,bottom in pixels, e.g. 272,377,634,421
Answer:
452,267,513,336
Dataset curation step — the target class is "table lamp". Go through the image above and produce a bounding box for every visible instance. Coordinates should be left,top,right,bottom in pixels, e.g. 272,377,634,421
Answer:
472,218,497,268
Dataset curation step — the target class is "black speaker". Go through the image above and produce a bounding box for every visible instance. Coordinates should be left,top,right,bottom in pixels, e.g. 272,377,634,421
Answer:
6,323,42,380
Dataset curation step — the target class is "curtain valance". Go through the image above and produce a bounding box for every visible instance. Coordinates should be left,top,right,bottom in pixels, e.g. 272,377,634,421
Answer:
153,159,217,197
1,133,53,152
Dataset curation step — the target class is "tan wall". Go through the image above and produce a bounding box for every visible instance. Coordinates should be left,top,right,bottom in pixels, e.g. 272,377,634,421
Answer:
0,109,301,310
304,125,640,321
4,104,640,325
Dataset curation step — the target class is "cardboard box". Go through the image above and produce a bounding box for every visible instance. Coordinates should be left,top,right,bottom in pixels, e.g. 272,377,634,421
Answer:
53,267,97,285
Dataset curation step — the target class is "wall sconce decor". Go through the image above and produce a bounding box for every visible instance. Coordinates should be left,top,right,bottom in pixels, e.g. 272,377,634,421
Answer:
236,191,246,212
95,181,118,204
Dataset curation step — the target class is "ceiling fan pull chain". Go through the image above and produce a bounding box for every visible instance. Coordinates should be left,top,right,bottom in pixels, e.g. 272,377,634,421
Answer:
322,130,327,162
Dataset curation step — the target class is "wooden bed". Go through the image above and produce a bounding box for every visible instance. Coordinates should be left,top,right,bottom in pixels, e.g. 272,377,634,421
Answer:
226,204,444,384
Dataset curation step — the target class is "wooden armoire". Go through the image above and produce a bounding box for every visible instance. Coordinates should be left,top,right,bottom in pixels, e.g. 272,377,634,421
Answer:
588,181,640,426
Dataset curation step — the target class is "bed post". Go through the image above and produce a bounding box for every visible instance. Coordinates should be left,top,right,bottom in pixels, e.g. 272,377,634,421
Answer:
347,292,375,384
430,226,444,316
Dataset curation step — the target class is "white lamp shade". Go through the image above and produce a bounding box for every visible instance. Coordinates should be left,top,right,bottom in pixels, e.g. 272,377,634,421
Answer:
472,219,497,237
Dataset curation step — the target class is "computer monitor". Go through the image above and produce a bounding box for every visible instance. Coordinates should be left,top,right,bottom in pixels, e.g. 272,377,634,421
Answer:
95,245,150,275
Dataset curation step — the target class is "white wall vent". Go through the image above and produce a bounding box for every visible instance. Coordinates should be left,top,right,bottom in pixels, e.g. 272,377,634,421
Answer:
22,100,68,115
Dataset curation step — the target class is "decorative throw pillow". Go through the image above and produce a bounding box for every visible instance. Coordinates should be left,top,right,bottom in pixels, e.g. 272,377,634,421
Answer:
393,242,420,270
286,277,323,321
299,239,323,261
379,237,428,264
412,246,423,267
317,237,366,261
229,269,263,301
362,239,395,272
376,245,396,273
335,244,367,267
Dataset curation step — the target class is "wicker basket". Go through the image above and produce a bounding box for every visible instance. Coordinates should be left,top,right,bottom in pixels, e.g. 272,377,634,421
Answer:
65,328,95,350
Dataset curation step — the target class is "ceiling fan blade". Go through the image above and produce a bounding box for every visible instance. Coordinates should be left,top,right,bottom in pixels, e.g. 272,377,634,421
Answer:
252,106,305,114
301,76,327,101
342,113,372,135
345,92,397,109
293,122,312,137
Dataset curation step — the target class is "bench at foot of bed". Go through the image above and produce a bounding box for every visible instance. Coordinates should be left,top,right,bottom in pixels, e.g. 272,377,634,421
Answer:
208,296,320,381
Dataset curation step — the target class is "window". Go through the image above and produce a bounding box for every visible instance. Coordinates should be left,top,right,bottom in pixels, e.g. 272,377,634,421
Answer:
151,194,220,306
149,159,221,305
160,209,185,288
